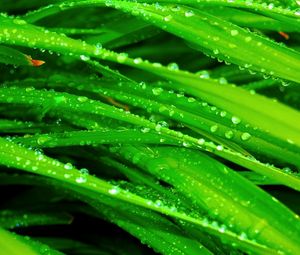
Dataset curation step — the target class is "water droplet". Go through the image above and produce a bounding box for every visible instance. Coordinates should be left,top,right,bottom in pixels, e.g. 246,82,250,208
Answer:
230,30,239,36
13,19,27,25
216,145,224,151
197,138,205,145
197,70,210,79
155,124,162,132
77,96,88,103
75,176,87,183
80,55,90,61
141,127,151,133
94,43,102,55
238,232,248,240
218,224,226,233
295,10,300,16
164,15,172,22
139,81,147,89
64,163,73,170
64,173,71,179
241,132,251,141
37,136,50,145
231,116,241,125
182,141,191,147
210,125,218,133
283,167,292,173
117,53,128,63
152,87,163,96
108,186,120,195
213,49,219,54
219,77,228,84
185,10,194,17
225,130,234,139
167,62,179,71
79,168,89,175
220,111,227,117
133,57,143,64
187,97,196,103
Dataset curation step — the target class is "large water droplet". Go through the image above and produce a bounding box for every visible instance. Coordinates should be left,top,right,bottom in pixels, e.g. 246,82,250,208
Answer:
152,87,163,96
163,15,172,22
75,176,87,183
185,10,194,17
167,62,179,71
108,186,120,195
231,116,241,125
241,132,251,141
64,163,73,170
77,96,88,103
117,53,128,63
225,130,234,139
80,55,90,61
210,125,218,133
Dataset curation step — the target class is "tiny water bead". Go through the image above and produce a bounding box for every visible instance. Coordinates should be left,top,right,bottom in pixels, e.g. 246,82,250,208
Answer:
210,124,218,133
163,15,172,22
152,87,163,96
197,70,210,79
241,132,251,141
108,186,120,195
141,127,151,133
79,55,90,61
216,145,224,151
231,116,241,125
167,62,179,71
133,57,143,64
230,30,239,36
77,96,88,103
37,136,51,145
184,10,194,17
225,130,234,139
220,111,227,117
64,162,73,170
117,53,128,63
75,175,87,184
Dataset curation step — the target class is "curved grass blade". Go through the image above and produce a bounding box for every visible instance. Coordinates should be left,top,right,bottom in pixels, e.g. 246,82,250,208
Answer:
0,227,64,255
1,85,300,191
0,137,280,254
0,45,44,67
0,210,73,229
1,12,300,150
114,144,300,255
12,129,178,148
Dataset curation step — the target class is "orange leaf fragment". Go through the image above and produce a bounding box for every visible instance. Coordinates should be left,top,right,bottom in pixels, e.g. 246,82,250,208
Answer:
26,55,45,67
278,31,289,40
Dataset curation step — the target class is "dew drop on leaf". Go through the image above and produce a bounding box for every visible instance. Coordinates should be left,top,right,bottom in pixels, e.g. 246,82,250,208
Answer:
75,176,87,183
185,10,194,17
167,62,179,71
77,96,88,103
163,15,172,22
230,30,239,36
210,124,218,133
241,132,251,141
108,186,120,195
64,163,73,170
225,130,234,139
231,116,241,125
152,87,163,96
197,138,205,145
80,55,90,61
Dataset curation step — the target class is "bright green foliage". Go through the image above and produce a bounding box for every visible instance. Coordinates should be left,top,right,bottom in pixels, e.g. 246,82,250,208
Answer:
0,1,299,255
